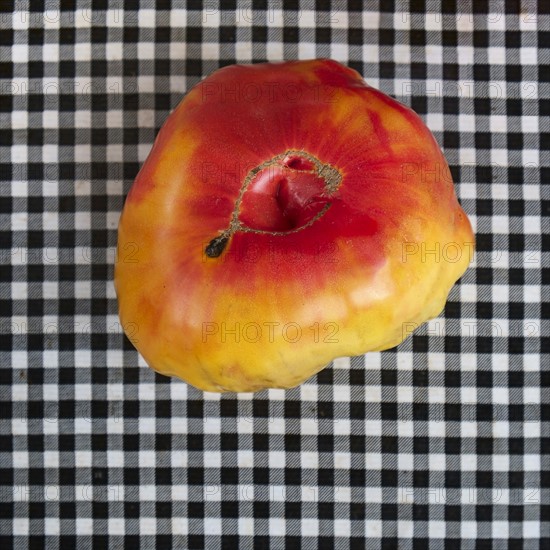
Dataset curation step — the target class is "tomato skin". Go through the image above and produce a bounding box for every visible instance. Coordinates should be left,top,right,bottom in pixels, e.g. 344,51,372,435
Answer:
115,59,474,392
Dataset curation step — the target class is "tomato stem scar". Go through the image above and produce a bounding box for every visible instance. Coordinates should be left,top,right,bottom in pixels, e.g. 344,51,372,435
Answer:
204,150,342,259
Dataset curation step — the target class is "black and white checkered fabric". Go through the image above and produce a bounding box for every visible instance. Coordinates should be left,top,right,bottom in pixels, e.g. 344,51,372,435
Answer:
1,1,548,548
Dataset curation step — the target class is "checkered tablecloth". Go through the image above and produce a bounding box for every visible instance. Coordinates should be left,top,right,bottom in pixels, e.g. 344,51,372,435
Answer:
1,1,548,548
